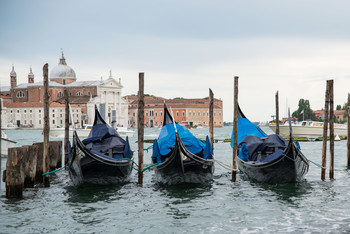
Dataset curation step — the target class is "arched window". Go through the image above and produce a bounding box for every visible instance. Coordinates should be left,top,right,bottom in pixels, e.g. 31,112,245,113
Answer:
16,91,25,98
76,92,83,96
57,91,63,97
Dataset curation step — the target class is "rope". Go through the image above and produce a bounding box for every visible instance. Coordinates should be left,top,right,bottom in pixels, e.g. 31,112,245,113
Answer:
308,159,327,169
143,145,153,152
42,166,65,176
121,158,160,173
139,163,161,173
207,159,237,172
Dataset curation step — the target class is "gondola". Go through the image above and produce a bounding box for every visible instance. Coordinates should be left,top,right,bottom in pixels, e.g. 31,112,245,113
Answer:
68,105,133,185
151,104,214,185
232,106,309,184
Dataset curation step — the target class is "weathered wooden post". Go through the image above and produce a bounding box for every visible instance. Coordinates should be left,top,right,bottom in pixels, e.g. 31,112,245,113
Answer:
209,88,214,147
64,88,69,165
137,72,145,185
347,93,350,169
0,97,2,185
23,145,38,188
43,63,50,187
321,80,330,181
232,76,239,182
329,80,334,179
275,91,280,135
34,142,44,183
5,148,24,198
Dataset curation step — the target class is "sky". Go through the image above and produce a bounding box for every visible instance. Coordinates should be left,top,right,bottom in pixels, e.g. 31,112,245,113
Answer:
1,0,350,122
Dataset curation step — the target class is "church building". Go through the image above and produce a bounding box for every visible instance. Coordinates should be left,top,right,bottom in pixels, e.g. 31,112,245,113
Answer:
0,53,129,129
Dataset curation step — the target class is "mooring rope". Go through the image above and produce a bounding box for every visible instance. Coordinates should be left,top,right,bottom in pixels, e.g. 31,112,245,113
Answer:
143,145,153,152
308,159,326,169
42,166,66,176
207,159,237,171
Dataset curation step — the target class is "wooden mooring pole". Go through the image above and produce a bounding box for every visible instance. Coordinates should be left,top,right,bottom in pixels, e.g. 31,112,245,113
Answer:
232,76,239,182
275,91,280,135
0,97,2,185
321,80,330,181
43,63,50,187
347,93,350,169
209,88,214,147
64,88,69,165
329,80,334,179
137,72,145,185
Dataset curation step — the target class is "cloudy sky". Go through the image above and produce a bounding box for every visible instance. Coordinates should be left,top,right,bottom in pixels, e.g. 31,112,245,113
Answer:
1,0,350,122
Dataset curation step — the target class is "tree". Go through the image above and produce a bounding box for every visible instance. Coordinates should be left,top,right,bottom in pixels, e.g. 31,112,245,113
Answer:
292,98,317,121
336,104,341,110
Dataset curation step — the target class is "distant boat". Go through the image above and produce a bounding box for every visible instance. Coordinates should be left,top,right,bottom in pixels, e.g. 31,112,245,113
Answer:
3,123,19,130
232,106,309,184
68,106,134,185
269,121,347,138
151,104,214,185
1,131,16,156
50,124,135,139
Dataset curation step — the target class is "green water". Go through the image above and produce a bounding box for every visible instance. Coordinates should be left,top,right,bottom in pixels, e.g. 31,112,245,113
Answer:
1,127,350,233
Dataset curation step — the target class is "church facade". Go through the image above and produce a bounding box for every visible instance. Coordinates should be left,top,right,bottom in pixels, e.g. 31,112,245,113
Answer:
0,53,129,129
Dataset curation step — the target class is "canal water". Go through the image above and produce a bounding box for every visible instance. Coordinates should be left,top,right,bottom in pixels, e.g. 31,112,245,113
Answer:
1,127,350,233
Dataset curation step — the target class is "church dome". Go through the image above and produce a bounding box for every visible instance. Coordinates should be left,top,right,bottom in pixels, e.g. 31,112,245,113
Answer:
50,53,76,80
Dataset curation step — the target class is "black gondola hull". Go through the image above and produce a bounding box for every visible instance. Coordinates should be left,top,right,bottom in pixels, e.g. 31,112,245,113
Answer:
154,133,214,185
237,141,309,184
68,131,133,186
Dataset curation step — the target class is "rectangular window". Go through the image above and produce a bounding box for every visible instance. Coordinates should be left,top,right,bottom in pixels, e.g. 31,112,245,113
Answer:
198,112,200,116
39,120,41,124
53,114,55,117
176,111,179,116
53,120,55,124
182,111,185,116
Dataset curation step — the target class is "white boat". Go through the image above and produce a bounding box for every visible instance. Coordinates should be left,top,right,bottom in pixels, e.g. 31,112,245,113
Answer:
1,131,17,156
50,124,135,138
50,124,93,139
269,121,347,138
115,126,135,137
3,122,19,130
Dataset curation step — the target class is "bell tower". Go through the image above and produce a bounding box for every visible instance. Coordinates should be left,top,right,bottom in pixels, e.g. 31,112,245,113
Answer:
10,65,17,89
28,67,34,83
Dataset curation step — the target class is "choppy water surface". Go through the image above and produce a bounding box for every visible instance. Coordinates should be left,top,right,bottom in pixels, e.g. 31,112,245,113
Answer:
1,127,350,233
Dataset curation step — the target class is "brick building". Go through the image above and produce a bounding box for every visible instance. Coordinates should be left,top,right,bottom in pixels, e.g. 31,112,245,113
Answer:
0,53,128,129
127,95,223,128
313,109,345,121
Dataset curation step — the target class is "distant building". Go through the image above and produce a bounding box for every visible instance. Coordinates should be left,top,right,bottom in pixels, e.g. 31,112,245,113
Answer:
0,53,128,129
313,109,345,121
126,95,223,128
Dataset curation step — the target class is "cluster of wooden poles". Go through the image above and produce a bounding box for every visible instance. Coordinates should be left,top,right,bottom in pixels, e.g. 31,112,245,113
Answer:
2,67,350,198
269,79,350,180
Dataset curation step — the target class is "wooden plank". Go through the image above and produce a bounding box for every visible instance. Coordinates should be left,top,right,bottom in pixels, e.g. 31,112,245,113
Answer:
232,76,239,182
43,63,50,187
321,80,330,181
137,72,145,185
209,88,214,148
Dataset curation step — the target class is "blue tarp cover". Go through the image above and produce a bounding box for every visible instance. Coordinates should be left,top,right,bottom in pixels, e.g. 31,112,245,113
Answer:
158,123,206,156
231,117,267,147
82,123,132,159
237,134,287,161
